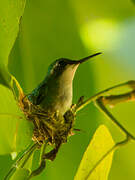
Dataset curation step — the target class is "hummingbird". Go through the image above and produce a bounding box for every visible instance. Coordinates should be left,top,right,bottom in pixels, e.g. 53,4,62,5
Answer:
28,52,101,115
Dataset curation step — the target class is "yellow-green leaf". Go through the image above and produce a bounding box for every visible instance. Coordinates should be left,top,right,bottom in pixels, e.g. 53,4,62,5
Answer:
10,168,30,180
74,125,115,180
0,0,26,87
0,84,33,154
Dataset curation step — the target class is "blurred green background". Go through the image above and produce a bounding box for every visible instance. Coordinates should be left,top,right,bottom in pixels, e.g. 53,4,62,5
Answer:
1,0,135,179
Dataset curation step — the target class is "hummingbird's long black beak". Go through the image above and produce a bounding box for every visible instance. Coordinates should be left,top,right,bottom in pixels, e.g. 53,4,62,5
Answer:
77,52,102,64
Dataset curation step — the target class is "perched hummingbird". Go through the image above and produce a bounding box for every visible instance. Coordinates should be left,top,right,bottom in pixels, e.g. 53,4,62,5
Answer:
28,53,101,115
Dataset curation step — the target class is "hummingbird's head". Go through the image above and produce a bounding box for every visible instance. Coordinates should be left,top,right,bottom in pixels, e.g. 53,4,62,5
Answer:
46,52,102,81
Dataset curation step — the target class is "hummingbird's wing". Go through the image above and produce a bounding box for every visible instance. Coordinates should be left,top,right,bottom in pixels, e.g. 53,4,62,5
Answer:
28,83,47,105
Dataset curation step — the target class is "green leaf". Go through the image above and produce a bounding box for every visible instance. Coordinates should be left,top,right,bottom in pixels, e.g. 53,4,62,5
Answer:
0,0,31,155
74,125,115,180
16,119,33,152
0,0,26,87
10,168,30,180
0,154,13,179
0,84,33,154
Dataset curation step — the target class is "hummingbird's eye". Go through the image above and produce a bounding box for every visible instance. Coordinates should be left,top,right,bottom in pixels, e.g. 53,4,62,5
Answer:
58,60,67,67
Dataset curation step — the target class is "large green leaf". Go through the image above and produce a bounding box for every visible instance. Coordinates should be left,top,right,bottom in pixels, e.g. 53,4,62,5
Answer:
74,125,115,180
0,84,33,154
0,0,26,87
